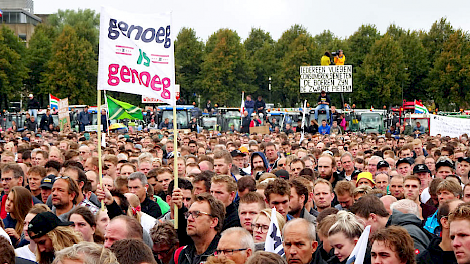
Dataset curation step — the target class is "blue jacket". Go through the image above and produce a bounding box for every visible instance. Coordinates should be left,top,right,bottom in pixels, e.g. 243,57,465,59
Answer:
424,210,440,236
318,125,330,135
78,110,91,125
245,100,255,109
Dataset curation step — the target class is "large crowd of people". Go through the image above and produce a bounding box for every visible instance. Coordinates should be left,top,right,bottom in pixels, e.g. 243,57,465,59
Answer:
0,120,470,264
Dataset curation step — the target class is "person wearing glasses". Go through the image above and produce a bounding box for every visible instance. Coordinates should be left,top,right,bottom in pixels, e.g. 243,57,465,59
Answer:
215,227,254,264
252,208,285,248
170,193,225,264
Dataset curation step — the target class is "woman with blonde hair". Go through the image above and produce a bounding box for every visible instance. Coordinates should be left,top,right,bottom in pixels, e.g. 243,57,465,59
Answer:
28,212,83,264
15,204,50,262
3,186,33,246
327,211,364,264
252,209,285,245
124,193,157,234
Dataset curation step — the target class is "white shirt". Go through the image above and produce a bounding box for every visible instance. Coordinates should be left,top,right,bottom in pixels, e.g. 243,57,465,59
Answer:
15,245,36,262
140,212,157,234
421,187,430,204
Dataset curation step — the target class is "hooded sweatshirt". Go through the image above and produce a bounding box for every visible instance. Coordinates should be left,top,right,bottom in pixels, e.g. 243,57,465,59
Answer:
386,209,433,254
250,152,270,179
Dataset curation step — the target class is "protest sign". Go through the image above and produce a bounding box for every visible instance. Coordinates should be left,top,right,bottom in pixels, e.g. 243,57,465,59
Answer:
300,65,353,93
98,7,176,106
58,98,71,132
429,114,470,138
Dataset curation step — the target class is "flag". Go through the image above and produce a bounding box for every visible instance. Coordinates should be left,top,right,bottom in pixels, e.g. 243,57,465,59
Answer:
414,100,429,114
0,10,3,17
346,225,371,264
49,94,59,111
265,208,284,256
299,100,307,144
106,95,143,120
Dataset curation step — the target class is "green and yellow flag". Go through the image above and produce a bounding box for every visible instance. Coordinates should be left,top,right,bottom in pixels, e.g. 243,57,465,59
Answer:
106,95,143,120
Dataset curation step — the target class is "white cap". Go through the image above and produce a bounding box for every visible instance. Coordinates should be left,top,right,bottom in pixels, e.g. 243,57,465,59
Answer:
28,94,33,98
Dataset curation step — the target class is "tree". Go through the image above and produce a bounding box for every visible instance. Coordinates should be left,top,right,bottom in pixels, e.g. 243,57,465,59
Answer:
354,34,407,108
48,9,100,55
397,30,430,101
174,28,204,103
274,25,316,106
25,24,54,107
428,30,470,110
0,26,28,109
244,28,277,101
41,25,97,105
199,29,255,106
421,18,454,68
347,24,381,70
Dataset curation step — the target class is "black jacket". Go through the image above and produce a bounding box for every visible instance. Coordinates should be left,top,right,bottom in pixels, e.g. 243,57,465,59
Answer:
312,241,334,264
27,98,40,109
141,197,162,219
170,234,220,264
25,119,37,132
241,116,251,133
222,202,241,231
417,236,457,264
40,114,54,131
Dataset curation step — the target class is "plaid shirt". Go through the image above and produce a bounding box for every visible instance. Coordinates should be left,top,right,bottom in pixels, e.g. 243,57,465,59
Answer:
79,198,100,215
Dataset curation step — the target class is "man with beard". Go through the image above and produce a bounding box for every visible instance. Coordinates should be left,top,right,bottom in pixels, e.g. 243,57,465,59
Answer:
51,177,80,221
317,154,343,189
214,150,240,181
264,142,279,171
170,193,225,264
289,177,317,224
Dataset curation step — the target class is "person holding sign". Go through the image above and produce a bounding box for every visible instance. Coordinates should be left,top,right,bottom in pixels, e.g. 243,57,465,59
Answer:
314,91,331,123
334,50,345,65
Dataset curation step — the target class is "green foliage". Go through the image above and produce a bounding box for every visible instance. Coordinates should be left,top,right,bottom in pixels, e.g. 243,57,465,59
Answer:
200,29,255,106
0,26,28,108
174,28,205,102
244,28,277,101
354,34,407,108
41,25,97,105
428,30,470,110
48,9,100,54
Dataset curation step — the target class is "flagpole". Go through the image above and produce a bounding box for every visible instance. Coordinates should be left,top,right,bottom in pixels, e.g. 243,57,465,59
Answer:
97,89,104,209
241,91,244,125
104,90,110,136
173,105,178,229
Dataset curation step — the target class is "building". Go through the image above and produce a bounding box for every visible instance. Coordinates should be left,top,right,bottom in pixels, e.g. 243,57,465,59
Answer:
0,0,42,45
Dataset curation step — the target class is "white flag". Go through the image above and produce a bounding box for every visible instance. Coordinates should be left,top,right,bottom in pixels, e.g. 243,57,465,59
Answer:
97,7,176,106
264,208,284,256
346,225,371,264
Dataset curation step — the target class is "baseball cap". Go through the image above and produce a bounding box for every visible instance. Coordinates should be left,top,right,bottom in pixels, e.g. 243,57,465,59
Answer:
436,159,454,170
376,160,390,169
40,175,56,189
413,164,431,174
239,146,249,154
396,157,414,167
274,169,289,179
458,157,470,164
28,94,33,98
28,212,72,239
351,169,362,179
231,150,246,157
356,172,375,186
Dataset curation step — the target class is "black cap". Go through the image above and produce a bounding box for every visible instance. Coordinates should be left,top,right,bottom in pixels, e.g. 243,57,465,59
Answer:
274,169,289,179
458,157,470,164
396,157,414,167
377,160,390,169
231,150,246,157
40,174,56,189
28,212,72,239
351,169,362,179
436,159,454,170
413,164,431,174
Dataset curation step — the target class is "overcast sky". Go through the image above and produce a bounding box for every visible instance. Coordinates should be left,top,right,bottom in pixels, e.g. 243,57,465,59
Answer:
34,0,469,41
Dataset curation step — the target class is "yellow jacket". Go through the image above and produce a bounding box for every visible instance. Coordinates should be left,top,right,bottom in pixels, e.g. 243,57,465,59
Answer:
321,55,330,66
334,55,346,65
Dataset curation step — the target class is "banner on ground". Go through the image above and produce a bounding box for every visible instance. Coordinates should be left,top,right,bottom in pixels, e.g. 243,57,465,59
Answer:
58,98,71,132
107,95,143,120
98,7,176,106
429,114,470,138
142,84,180,103
300,65,353,93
